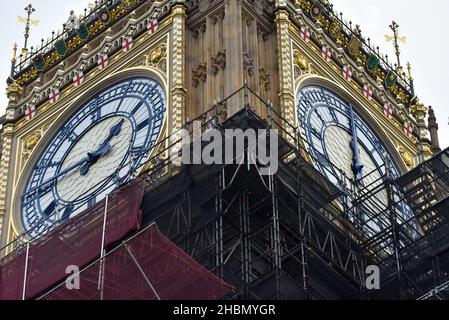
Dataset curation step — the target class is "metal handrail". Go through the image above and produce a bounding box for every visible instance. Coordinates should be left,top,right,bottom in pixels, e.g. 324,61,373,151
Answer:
291,0,413,96
11,0,145,78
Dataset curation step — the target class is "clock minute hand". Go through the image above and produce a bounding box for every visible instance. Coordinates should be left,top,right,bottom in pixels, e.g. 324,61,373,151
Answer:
25,156,90,197
349,104,364,181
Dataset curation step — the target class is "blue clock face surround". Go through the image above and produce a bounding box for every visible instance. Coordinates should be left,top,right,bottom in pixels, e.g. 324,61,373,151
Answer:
21,77,166,237
296,85,413,235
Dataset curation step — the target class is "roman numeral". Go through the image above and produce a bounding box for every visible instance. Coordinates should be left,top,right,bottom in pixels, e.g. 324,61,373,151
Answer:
42,200,56,218
88,197,96,208
61,204,74,222
310,127,321,138
137,119,150,131
131,101,144,116
91,107,101,122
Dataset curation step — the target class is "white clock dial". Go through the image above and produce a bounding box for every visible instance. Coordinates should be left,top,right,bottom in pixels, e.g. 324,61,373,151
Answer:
56,116,133,203
297,86,413,236
21,78,166,237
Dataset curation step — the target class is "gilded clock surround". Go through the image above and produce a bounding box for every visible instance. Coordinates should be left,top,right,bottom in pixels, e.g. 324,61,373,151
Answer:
0,0,437,248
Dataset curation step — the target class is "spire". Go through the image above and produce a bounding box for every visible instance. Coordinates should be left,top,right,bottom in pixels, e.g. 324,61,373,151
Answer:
17,4,40,60
428,106,441,153
385,20,406,73
10,43,17,76
407,61,415,96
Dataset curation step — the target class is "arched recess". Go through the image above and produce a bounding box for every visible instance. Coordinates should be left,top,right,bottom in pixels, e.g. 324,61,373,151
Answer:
11,66,168,236
294,74,408,175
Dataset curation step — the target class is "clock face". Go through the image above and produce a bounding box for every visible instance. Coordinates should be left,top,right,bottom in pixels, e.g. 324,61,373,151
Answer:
297,86,412,235
21,77,166,237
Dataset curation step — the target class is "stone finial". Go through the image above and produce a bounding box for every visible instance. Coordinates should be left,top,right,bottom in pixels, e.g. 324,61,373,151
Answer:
6,81,23,105
410,100,427,127
428,106,441,153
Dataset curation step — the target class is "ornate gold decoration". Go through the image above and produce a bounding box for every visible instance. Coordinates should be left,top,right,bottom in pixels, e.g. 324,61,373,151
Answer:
149,44,166,65
293,49,313,74
11,0,138,87
5,80,24,104
25,133,40,151
399,147,414,168
348,27,362,57
21,123,52,167
329,18,342,40
122,0,139,9
138,43,168,72
410,100,427,126
22,131,42,164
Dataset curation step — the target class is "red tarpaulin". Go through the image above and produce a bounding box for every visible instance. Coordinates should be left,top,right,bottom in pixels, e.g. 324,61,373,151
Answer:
40,224,235,300
0,179,145,300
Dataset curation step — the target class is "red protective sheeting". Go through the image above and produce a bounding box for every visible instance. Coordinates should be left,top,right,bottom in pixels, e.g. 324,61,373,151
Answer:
0,179,145,300
41,224,235,300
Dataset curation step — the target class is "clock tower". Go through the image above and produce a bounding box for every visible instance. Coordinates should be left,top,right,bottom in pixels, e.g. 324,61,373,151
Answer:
0,0,444,300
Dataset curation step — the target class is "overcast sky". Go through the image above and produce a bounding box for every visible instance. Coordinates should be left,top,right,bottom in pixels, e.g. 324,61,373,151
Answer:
1,0,448,148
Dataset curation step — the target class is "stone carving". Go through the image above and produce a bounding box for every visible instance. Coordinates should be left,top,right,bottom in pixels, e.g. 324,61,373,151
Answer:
211,50,226,75
192,62,208,87
243,52,255,77
259,67,271,91
199,0,210,12
138,43,168,72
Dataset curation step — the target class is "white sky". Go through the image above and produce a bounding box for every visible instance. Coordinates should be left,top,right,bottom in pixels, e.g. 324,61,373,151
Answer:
1,0,448,148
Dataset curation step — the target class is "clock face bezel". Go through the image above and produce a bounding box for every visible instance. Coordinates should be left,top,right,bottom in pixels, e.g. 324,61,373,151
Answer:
19,75,167,237
295,83,414,234
295,84,406,182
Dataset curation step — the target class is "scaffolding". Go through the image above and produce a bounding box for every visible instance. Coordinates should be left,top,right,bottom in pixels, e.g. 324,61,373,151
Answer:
138,85,449,300
1,85,448,300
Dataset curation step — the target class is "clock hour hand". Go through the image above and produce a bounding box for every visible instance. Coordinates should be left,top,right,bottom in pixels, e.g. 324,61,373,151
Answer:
79,142,112,176
79,119,124,176
104,118,125,145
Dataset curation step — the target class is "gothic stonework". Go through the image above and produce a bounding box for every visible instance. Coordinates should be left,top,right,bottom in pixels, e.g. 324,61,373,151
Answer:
211,50,226,75
171,4,187,133
259,68,271,91
275,9,296,138
192,63,208,87
0,125,14,245
0,0,439,249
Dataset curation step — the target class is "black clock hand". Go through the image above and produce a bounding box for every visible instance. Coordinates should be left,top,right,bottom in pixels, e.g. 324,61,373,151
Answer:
349,104,364,181
79,142,112,175
79,119,125,176
107,118,125,141
24,156,90,197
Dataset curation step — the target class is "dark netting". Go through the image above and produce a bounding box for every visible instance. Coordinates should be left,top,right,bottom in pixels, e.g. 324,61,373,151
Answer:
41,224,234,300
0,179,145,300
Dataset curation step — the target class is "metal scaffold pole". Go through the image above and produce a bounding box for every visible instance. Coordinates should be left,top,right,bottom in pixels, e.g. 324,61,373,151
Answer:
295,130,309,299
98,194,109,301
269,171,282,300
215,168,225,279
385,160,405,299
22,242,30,300
240,189,251,299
